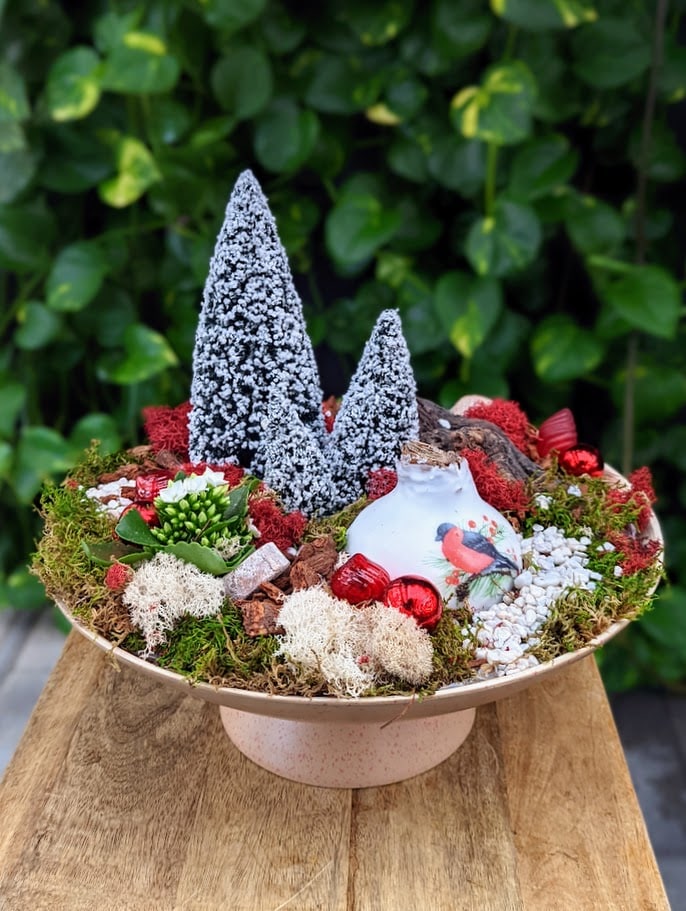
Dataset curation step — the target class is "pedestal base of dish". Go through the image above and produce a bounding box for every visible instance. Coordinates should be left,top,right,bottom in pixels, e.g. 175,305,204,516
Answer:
219,704,477,788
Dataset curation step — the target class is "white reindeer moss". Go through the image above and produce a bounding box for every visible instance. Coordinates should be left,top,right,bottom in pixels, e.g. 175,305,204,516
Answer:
123,552,226,652
276,588,433,696
189,169,325,470
326,309,419,509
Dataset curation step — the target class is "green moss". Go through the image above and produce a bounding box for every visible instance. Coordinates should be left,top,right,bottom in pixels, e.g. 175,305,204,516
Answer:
156,602,280,684
304,496,368,549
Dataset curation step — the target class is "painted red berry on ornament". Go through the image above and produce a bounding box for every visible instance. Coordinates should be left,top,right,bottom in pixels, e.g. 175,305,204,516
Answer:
536,407,578,458
383,576,443,631
330,553,391,604
559,445,604,477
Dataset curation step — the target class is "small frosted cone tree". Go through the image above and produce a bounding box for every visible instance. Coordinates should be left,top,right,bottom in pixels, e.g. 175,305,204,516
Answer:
327,309,419,509
189,169,325,471
258,395,337,517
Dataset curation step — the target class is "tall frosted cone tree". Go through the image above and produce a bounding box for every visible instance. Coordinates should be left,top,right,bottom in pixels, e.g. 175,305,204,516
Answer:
327,309,419,509
258,394,337,517
188,170,325,471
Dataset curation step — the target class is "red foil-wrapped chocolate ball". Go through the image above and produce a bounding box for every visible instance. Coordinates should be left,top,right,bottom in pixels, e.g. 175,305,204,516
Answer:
330,553,391,604
383,576,443,631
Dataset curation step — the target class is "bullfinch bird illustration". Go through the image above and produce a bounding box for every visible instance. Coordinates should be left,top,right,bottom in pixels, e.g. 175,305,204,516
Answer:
435,523,519,579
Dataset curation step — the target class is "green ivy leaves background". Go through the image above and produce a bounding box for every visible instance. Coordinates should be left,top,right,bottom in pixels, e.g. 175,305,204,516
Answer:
1,0,684,689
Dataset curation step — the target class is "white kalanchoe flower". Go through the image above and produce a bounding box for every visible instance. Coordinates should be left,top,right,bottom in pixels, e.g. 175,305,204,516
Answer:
157,468,226,503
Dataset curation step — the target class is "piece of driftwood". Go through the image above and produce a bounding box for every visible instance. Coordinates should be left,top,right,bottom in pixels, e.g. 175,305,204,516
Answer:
417,397,540,482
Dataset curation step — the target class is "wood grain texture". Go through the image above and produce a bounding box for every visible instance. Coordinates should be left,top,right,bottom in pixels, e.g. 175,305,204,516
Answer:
0,633,670,911
497,659,670,911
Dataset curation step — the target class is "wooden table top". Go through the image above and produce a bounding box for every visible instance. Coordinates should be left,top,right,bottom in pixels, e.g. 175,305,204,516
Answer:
0,631,670,911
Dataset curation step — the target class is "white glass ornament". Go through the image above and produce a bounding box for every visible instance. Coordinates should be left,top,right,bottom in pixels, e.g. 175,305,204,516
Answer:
346,449,522,611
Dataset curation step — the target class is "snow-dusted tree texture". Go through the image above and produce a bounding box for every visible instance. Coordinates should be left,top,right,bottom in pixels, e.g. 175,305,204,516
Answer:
189,169,325,470
258,395,337,517
326,309,419,509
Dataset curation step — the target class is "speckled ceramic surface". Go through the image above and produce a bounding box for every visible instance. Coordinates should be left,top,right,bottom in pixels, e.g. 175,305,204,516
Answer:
220,704,476,788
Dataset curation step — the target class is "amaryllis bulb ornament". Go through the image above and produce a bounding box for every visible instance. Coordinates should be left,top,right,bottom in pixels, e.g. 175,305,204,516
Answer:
345,443,522,611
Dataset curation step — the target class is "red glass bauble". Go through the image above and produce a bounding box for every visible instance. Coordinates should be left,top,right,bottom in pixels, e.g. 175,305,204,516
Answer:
536,407,578,458
120,503,159,526
135,472,172,502
383,576,443,631
558,445,604,477
330,553,391,604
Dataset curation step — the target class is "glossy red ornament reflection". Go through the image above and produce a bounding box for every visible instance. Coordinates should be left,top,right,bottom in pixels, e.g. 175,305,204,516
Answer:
330,553,391,604
120,503,159,526
135,472,172,502
383,576,443,631
536,408,578,458
558,445,604,477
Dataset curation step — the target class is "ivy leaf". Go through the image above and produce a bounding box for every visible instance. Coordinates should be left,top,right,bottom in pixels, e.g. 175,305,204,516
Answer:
101,32,180,94
325,192,402,267
434,271,503,358
490,0,597,30
69,413,122,456
14,302,62,350
305,54,383,114
531,314,604,382
115,508,160,546
508,134,578,200
599,264,682,340
254,99,319,173
451,61,537,146
46,241,108,312
98,135,161,207
564,194,626,255
0,145,38,204
211,47,272,120
201,0,267,33
426,135,487,197
45,47,101,121
432,0,492,60
12,427,74,503
0,62,30,122
344,0,415,46
0,199,56,272
0,379,26,439
571,19,650,89
98,323,178,384
465,200,541,277
611,364,686,424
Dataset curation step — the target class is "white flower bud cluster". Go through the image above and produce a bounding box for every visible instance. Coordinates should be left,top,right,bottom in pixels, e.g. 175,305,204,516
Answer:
156,468,226,502
468,525,605,679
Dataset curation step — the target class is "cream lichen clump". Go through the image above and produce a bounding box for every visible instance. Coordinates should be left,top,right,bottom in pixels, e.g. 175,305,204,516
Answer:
122,552,226,652
276,588,434,696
